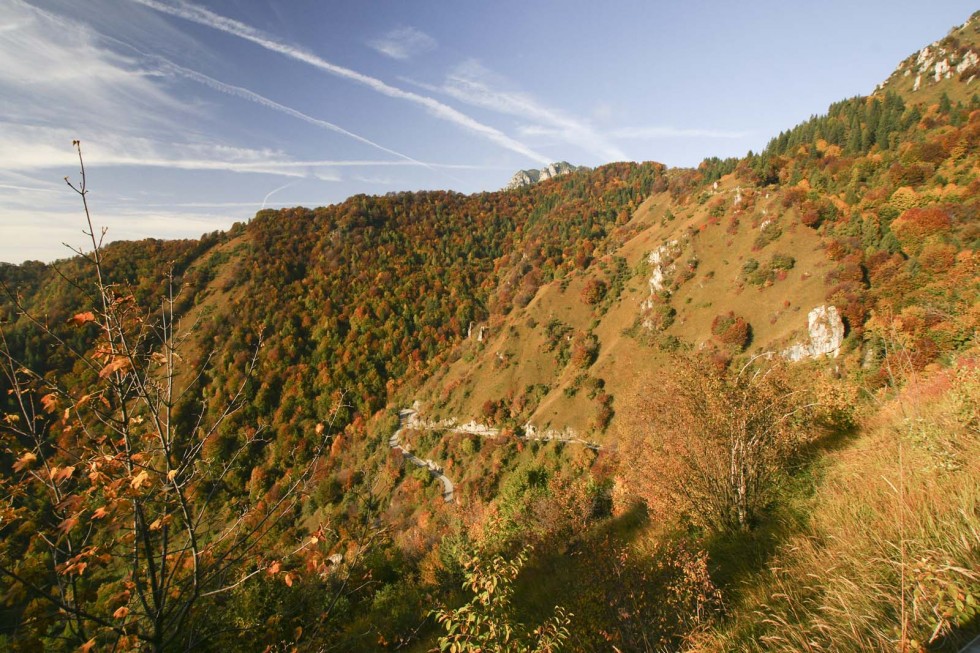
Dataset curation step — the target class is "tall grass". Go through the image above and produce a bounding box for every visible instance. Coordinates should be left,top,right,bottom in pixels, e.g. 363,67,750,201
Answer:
700,356,980,651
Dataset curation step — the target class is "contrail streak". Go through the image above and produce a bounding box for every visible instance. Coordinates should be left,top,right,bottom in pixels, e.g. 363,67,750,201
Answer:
260,180,297,210
158,60,428,167
131,0,551,164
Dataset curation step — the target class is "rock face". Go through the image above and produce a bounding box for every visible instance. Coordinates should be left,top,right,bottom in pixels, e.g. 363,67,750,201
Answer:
644,240,682,295
877,12,980,93
783,305,846,362
504,161,585,190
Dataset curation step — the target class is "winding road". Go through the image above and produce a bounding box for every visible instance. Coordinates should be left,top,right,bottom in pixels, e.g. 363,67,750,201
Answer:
387,405,604,504
389,408,455,503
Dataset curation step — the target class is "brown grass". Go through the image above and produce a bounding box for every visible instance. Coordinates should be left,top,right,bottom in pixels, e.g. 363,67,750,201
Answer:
697,355,980,652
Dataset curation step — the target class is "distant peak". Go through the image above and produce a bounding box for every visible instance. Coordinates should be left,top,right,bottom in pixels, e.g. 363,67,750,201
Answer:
504,161,587,190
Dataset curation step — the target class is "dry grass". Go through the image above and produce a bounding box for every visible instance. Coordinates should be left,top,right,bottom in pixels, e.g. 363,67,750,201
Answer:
699,356,980,652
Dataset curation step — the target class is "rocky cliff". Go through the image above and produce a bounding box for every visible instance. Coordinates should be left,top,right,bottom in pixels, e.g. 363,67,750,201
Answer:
504,161,587,190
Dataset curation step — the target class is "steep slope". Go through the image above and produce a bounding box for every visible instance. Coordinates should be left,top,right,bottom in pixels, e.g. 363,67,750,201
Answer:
0,11,978,651
405,12,979,477
877,10,980,106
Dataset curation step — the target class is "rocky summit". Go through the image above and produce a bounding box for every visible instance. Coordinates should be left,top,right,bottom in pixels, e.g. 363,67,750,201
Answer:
504,161,587,189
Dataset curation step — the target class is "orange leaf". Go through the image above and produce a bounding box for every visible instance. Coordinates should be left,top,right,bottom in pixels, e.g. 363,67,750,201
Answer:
92,506,109,520
99,356,132,379
67,311,96,327
80,638,97,652
284,573,294,587
267,561,281,576
113,606,129,619
40,393,58,414
58,516,79,534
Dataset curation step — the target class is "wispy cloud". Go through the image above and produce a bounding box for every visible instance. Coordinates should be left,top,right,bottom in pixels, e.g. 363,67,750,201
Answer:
0,0,184,130
155,58,434,169
610,126,749,140
415,60,627,163
0,123,318,177
131,0,550,164
369,26,436,60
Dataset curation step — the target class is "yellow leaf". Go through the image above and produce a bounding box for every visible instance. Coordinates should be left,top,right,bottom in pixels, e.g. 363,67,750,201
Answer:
130,470,149,490
113,606,129,619
309,535,319,545
13,451,36,472
167,469,177,482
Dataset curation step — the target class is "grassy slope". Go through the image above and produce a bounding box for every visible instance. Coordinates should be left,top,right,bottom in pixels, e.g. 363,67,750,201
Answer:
698,354,980,652
414,174,836,437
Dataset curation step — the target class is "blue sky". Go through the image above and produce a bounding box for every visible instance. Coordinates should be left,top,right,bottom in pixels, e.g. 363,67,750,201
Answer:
1,0,975,262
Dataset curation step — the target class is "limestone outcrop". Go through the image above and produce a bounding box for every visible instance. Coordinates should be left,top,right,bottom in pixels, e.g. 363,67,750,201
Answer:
504,161,586,190
782,305,846,361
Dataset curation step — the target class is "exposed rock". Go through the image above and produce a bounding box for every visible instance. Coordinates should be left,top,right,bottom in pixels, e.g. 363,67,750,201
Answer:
782,305,845,362
504,161,586,190
644,239,682,295
957,50,979,73
878,12,978,93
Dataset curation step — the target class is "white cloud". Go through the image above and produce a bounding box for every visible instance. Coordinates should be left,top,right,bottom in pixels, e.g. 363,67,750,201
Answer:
0,206,236,263
131,0,550,164
369,26,436,60
422,59,627,163
0,123,322,177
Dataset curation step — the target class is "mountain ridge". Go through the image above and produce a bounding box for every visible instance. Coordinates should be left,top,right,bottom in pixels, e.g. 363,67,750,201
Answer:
1,11,978,650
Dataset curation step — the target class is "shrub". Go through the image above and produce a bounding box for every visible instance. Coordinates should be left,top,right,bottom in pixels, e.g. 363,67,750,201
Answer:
621,355,813,532
579,278,608,306
711,311,752,351
891,206,953,255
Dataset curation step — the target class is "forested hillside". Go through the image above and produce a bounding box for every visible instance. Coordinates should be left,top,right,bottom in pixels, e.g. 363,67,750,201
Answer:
0,11,978,653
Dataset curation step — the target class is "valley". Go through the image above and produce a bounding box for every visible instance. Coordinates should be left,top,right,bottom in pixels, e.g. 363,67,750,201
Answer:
0,8,978,652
